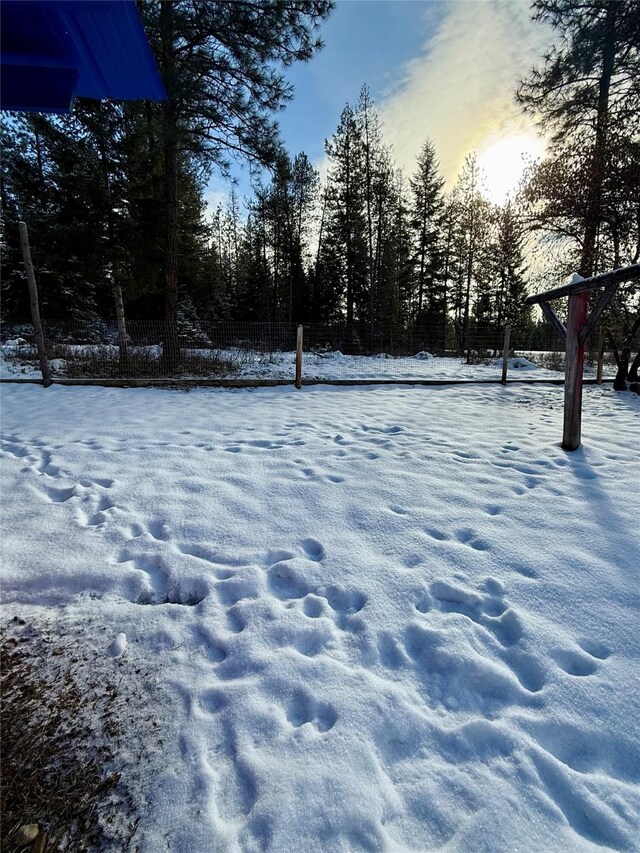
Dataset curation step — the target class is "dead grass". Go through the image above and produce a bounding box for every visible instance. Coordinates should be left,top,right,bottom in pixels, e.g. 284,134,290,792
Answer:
0,617,158,852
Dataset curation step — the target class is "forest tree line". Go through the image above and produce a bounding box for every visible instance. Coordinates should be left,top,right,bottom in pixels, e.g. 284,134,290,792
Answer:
1,0,639,368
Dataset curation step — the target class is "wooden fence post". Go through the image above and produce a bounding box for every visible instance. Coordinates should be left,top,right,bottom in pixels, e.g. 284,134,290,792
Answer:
562,291,588,451
295,324,303,389
596,330,604,385
18,221,52,388
501,326,511,384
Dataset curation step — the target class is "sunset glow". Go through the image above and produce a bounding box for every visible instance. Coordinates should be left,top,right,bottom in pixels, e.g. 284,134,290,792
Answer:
477,132,546,204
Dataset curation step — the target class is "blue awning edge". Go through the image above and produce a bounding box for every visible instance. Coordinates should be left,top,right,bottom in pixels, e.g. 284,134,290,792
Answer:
1,0,166,113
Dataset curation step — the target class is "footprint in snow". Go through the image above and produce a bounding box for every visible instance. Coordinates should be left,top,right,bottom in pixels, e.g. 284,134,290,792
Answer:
551,647,599,676
577,639,610,660
286,688,337,732
300,537,325,562
454,528,490,551
429,579,522,648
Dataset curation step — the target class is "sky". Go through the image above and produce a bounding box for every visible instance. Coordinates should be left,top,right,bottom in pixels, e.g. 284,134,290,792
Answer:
206,0,552,213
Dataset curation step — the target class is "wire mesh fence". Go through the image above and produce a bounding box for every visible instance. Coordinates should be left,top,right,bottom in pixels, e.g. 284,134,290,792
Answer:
0,319,618,384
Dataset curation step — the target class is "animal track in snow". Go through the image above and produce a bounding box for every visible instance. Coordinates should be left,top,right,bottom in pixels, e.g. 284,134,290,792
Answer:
528,749,631,849
428,579,523,648
551,647,599,676
454,528,490,551
216,576,260,606
121,551,208,606
377,632,409,669
199,688,227,713
424,527,448,541
300,538,325,562
178,543,236,579
389,505,409,515
402,622,537,713
225,606,247,634
577,639,610,660
303,595,325,618
318,585,367,615
267,561,310,600
83,494,116,527
193,625,228,662
286,688,337,732
43,484,83,503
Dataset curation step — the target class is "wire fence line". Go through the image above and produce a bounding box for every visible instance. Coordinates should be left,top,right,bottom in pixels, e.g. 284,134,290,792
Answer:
1,319,615,384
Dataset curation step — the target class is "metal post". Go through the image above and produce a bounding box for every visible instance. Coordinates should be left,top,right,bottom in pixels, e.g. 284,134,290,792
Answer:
562,292,588,451
18,221,52,387
295,324,303,389
501,326,511,385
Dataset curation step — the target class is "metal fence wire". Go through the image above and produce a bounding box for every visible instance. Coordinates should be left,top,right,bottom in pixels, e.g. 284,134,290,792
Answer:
0,319,617,383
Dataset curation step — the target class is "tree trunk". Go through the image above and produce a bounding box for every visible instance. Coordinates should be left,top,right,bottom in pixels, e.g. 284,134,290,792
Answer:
96,108,129,373
579,3,616,278
160,0,180,373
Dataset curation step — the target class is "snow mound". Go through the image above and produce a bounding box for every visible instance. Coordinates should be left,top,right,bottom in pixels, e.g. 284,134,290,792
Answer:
509,356,538,370
108,632,128,658
414,350,434,360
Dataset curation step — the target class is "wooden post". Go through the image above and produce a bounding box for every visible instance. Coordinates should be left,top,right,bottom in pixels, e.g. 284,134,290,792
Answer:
295,324,303,389
501,325,511,384
18,221,52,387
113,281,129,372
562,291,588,451
596,330,604,385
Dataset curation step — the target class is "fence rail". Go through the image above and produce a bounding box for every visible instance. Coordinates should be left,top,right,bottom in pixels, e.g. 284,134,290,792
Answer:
0,320,616,385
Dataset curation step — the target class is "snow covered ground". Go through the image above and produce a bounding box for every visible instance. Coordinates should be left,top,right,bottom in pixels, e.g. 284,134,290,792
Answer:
1,342,614,381
1,382,639,851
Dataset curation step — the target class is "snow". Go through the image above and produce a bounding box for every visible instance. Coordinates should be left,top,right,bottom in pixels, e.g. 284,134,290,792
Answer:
108,631,128,657
1,382,639,851
0,345,616,381
568,273,585,284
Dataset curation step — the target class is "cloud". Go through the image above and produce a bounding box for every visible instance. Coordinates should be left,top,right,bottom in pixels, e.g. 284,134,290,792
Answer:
379,0,551,188
204,188,230,216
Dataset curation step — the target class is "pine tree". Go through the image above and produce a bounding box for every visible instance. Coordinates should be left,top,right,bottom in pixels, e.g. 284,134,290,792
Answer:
517,0,640,277
450,154,492,356
139,0,333,366
321,104,369,342
409,139,445,344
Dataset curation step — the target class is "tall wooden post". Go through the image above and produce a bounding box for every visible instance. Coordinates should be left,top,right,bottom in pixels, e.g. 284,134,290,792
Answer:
501,326,511,385
18,221,52,388
562,292,588,451
295,324,303,389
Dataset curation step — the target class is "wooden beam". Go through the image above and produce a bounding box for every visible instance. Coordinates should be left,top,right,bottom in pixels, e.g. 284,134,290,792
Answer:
525,263,640,306
540,301,567,344
579,281,617,344
562,292,588,451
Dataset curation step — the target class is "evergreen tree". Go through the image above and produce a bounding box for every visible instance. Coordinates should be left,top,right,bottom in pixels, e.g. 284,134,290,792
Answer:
472,202,532,350
409,139,445,342
139,0,333,367
449,154,492,355
321,104,369,341
517,0,640,277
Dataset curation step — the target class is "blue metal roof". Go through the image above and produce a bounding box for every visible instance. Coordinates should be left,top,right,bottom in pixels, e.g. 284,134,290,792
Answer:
1,0,166,113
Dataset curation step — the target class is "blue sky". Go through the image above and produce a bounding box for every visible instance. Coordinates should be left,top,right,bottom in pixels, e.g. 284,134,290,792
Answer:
278,0,445,165
206,0,550,211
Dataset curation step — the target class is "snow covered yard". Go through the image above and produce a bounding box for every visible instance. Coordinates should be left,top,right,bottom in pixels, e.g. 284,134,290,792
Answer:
1,382,639,852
